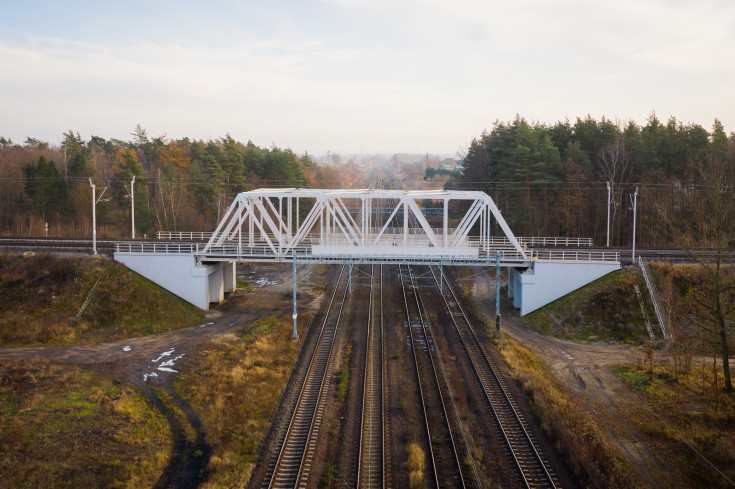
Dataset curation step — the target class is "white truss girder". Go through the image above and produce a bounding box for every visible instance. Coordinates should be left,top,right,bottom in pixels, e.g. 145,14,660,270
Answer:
202,188,528,264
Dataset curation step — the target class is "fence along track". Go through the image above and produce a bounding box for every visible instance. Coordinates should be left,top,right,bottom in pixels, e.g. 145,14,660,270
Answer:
357,265,385,489
264,265,349,489
427,266,558,489
399,265,465,489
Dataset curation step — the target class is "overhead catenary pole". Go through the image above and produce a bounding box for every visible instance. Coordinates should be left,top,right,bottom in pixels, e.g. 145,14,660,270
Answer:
89,178,110,255
130,175,135,239
292,250,298,340
606,181,611,247
495,253,501,339
631,186,639,262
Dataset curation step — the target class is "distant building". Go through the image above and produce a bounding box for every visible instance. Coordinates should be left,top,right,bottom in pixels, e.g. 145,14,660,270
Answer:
440,158,464,172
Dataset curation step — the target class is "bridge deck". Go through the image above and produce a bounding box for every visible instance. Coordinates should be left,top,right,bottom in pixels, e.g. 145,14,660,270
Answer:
114,240,618,267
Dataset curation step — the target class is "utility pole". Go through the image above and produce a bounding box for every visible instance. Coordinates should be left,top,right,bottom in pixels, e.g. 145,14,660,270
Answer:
606,181,611,247
495,253,501,339
292,250,298,341
630,186,639,262
89,179,110,255
125,175,136,239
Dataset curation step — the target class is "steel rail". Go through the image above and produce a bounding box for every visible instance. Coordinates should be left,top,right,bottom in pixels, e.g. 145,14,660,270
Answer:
265,265,349,489
412,266,482,489
357,265,385,489
399,264,465,489
427,265,557,489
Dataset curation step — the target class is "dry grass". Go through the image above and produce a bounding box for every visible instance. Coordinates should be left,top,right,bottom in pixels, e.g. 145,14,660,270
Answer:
497,334,640,488
0,359,171,488
614,362,735,488
406,442,426,489
0,253,203,346
172,314,302,488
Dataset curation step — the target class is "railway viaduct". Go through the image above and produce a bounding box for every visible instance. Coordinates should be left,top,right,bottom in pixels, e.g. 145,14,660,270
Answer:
114,188,620,317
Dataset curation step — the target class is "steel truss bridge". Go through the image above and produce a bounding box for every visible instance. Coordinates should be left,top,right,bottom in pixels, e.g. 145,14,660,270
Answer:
114,188,620,313
140,188,613,266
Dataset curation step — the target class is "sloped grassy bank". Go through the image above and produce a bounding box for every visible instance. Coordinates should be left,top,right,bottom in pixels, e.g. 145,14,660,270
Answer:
0,253,203,345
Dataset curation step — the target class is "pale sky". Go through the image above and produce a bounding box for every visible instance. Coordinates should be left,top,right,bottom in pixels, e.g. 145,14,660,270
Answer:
1,0,733,155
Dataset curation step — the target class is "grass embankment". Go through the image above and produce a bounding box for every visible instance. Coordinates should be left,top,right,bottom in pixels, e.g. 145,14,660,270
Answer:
615,362,735,488
172,315,301,488
0,253,203,345
497,334,640,488
0,360,171,488
523,267,655,344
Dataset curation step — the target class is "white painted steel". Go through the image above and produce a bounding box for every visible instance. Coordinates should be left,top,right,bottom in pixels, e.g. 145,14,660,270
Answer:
198,188,528,265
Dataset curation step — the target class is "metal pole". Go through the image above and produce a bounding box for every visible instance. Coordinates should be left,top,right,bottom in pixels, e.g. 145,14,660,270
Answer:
606,181,611,247
348,263,352,294
90,179,97,255
631,186,639,262
130,175,135,239
440,259,443,295
495,253,501,339
292,251,298,340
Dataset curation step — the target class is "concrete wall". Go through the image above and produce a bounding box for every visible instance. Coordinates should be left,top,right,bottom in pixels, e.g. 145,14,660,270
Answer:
114,253,234,310
513,260,620,316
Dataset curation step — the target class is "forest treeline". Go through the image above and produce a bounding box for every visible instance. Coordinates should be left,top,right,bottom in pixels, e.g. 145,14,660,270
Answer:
0,126,341,238
449,113,735,247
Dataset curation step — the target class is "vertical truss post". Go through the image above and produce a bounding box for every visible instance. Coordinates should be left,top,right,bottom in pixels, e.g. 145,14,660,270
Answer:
495,253,501,339
238,200,242,255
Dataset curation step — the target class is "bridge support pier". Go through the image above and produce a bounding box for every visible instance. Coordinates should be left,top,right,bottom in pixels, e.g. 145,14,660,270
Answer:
113,253,237,310
509,259,620,315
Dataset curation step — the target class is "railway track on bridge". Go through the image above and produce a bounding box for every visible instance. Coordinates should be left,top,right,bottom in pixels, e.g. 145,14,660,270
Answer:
263,265,349,489
427,265,559,489
357,265,386,489
399,264,468,489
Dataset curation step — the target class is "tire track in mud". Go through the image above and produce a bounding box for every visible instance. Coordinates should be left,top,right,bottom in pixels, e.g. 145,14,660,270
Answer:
141,381,212,489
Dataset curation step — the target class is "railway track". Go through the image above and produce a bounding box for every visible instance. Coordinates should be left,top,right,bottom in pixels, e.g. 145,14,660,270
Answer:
263,265,349,489
427,265,558,489
357,265,385,489
399,264,465,489
0,237,118,255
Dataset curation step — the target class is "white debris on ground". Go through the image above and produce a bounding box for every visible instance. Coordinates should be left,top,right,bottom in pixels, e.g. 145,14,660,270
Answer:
123,346,131,352
256,277,278,287
144,348,186,381
152,349,175,362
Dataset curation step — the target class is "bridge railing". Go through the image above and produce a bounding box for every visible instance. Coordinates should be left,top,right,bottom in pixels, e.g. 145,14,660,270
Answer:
116,242,199,254
531,249,619,262
520,237,593,247
157,231,212,240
